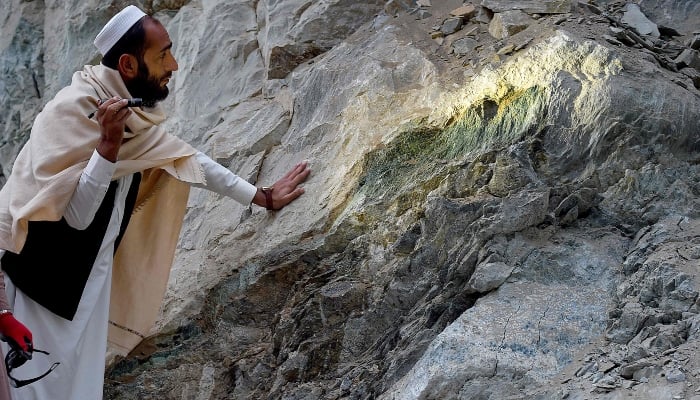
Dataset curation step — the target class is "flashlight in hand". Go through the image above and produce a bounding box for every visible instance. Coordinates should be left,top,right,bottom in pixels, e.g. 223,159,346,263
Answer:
87,98,143,119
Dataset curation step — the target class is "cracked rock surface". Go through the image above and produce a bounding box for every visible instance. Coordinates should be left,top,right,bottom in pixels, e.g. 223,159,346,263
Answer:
0,0,699,399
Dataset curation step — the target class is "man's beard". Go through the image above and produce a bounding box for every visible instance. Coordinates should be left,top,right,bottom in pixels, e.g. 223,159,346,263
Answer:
125,62,170,108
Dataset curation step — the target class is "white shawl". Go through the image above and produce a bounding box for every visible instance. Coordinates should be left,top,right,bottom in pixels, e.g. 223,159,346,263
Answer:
0,64,205,355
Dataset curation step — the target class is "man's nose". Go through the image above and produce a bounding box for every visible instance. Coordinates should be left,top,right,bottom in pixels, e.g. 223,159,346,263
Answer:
167,53,178,72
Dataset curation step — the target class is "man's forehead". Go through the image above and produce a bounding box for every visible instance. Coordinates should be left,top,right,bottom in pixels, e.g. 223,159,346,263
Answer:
143,18,172,52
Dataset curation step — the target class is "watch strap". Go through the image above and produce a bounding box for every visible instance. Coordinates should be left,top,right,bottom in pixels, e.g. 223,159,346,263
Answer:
261,187,274,210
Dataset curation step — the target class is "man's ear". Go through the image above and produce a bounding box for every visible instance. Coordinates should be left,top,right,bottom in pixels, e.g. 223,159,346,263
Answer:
117,54,139,79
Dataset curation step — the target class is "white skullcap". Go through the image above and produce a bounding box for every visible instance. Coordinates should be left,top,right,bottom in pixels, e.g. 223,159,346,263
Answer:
94,5,147,55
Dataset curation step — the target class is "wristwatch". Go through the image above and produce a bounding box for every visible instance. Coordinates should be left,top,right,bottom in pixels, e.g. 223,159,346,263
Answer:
261,186,275,210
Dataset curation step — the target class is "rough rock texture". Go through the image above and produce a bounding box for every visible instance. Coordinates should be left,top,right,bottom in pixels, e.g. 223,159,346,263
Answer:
1,0,699,399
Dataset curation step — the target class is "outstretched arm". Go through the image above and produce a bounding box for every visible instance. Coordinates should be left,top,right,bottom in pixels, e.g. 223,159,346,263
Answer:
192,153,310,210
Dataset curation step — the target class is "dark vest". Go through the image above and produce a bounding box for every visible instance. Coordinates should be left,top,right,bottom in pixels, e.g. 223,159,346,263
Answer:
2,173,141,321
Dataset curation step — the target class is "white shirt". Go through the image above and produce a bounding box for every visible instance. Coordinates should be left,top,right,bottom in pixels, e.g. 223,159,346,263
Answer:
65,150,258,228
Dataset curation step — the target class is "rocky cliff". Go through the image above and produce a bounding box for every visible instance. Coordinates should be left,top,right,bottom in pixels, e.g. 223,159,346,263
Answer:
1,0,699,399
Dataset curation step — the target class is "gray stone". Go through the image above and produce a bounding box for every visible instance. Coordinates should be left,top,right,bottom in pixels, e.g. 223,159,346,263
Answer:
416,10,432,20
452,37,479,56
496,44,515,55
466,261,514,293
675,49,700,70
621,3,660,38
258,0,385,79
481,0,572,14
385,0,413,16
666,368,687,383
604,34,623,46
474,6,493,24
690,34,700,50
488,10,534,39
620,361,655,379
441,17,464,36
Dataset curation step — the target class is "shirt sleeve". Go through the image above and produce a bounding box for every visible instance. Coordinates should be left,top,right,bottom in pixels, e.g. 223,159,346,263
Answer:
63,150,116,230
191,152,258,205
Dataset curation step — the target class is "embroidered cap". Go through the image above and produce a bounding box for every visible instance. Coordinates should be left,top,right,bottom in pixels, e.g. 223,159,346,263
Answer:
94,5,147,55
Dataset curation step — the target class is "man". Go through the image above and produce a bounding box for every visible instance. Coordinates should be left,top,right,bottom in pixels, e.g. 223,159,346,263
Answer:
0,5,310,399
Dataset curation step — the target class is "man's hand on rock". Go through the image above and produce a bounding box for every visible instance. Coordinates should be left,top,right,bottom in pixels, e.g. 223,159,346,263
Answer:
254,161,311,210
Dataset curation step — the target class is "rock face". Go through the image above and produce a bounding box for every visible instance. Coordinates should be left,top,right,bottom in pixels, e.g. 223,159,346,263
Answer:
1,1,699,399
